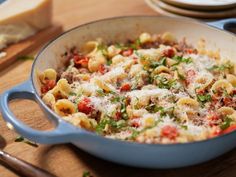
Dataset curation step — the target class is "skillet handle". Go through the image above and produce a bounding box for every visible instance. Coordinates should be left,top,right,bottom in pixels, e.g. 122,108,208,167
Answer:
0,80,79,144
207,18,236,33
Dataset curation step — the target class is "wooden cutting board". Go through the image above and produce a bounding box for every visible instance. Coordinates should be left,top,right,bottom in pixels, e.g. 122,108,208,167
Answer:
1,0,236,177
0,24,63,70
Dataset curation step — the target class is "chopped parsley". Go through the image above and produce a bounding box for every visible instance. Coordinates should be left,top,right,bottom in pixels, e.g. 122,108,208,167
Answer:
110,95,122,103
15,136,38,147
172,56,192,65
96,89,106,96
120,99,129,120
207,62,233,72
145,105,174,118
150,57,167,68
129,38,141,50
96,116,126,135
155,75,176,89
82,171,93,177
107,59,112,65
181,125,188,130
220,117,233,130
17,55,34,61
197,94,212,104
145,104,163,114
97,43,108,56
69,92,77,96
135,52,167,69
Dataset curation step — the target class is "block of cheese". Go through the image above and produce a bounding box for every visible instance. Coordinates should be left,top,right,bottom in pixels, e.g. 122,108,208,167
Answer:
0,0,52,50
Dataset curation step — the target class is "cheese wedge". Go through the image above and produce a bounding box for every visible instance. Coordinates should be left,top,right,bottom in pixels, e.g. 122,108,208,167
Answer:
0,0,52,50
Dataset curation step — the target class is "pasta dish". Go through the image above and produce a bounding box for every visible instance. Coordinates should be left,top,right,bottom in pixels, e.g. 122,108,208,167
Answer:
39,32,236,144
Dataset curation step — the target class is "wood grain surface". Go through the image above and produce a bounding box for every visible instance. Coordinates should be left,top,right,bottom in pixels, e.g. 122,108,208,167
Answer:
0,24,62,71
0,0,236,177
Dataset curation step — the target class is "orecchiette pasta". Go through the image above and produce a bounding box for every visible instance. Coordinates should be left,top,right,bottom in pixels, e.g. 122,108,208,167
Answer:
211,79,233,95
39,32,236,144
52,79,71,98
226,74,236,87
54,99,76,116
88,51,107,72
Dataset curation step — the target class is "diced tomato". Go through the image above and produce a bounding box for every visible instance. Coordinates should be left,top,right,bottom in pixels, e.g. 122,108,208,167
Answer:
211,95,219,102
232,89,236,95
185,48,197,54
120,83,131,92
222,125,236,134
163,48,175,58
73,55,89,68
209,113,220,121
223,97,233,106
98,64,108,74
115,111,122,121
41,80,56,94
208,113,220,127
185,69,196,86
211,127,221,137
161,125,179,140
131,121,140,128
196,88,205,95
78,97,94,114
121,49,133,57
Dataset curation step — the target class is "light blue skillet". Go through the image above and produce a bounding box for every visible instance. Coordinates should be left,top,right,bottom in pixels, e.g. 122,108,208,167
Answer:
1,16,236,169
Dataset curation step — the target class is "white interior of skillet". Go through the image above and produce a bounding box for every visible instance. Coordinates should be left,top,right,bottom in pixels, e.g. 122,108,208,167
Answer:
32,16,236,95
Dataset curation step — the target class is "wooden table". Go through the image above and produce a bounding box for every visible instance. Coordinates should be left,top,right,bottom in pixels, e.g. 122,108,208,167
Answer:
0,0,236,176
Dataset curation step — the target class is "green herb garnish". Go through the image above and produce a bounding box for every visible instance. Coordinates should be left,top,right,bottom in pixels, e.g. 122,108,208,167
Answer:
129,38,141,50
95,117,126,135
97,43,108,56
82,171,93,177
150,57,167,68
172,56,192,66
207,62,233,72
96,89,106,96
107,59,112,65
17,55,34,61
15,136,38,147
197,94,212,104
155,75,176,89
181,125,188,130
220,117,233,130
69,92,77,96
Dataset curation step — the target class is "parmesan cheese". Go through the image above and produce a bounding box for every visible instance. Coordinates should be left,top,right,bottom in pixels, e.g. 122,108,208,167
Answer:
0,0,52,50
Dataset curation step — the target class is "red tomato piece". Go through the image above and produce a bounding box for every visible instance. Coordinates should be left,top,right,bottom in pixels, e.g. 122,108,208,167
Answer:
232,89,236,95
222,125,236,134
78,97,94,114
223,97,233,106
163,48,175,58
132,121,140,128
120,83,131,92
41,80,56,94
196,88,205,95
73,55,89,68
209,113,220,121
185,48,197,54
161,125,179,140
208,113,220,127
121,49,133,57
115,111,122,121
98,64,108,74
211,127,221,137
